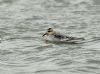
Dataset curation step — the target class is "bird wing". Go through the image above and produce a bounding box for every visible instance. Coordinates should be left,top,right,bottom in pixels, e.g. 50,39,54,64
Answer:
54,34,65,39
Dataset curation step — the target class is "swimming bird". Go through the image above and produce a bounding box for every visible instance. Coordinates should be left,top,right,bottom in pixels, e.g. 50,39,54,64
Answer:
42,28,85,43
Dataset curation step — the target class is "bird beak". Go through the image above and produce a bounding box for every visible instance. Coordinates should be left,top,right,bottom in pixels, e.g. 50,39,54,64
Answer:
42,33,47,37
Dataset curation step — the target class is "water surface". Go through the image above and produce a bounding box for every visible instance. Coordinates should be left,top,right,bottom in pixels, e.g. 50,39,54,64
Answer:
0,0,100,74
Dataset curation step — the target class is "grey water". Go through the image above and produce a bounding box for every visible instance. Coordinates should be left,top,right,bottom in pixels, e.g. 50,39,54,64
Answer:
0,0,100,74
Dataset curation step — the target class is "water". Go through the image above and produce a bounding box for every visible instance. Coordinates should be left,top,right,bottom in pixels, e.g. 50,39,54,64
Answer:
0,0,100,74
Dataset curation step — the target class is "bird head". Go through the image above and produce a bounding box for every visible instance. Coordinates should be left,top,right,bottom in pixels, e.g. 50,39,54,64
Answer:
42,28,55,37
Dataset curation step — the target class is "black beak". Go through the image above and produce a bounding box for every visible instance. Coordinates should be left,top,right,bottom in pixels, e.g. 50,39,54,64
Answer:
42,33,47,37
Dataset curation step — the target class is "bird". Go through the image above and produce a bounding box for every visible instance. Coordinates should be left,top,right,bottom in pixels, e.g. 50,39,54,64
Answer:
42,28,85,43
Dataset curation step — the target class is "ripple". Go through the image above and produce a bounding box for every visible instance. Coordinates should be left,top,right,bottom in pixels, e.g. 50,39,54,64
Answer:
35,70,62,74
87,59,100,65
0,50,13,55
36,45,53,50
56,60,73,66
85,66,100,69
0,0,15,5
76,68,96,73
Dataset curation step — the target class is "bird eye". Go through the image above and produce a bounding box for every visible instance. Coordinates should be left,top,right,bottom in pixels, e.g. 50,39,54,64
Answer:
48,31,51,32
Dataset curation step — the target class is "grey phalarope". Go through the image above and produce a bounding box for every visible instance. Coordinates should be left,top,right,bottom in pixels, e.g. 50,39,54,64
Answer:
42,28,85,43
